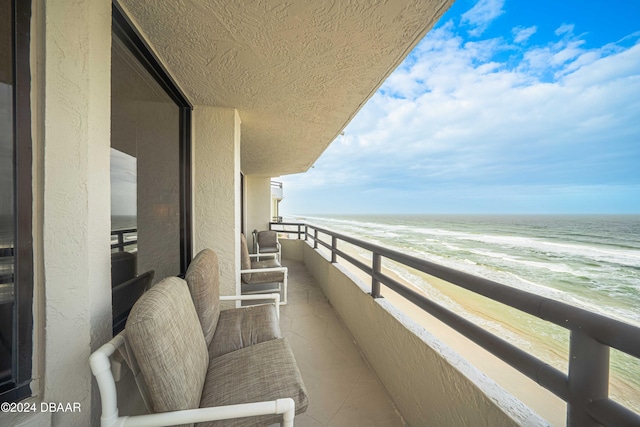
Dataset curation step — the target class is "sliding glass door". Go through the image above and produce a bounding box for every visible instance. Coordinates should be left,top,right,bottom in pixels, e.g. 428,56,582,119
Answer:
1,0,33,403
110,5,192,285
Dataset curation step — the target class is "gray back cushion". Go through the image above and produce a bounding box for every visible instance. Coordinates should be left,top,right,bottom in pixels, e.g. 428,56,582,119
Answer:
185,248,221,346
257,231,278,248
240,234,252,283
126,277,209,417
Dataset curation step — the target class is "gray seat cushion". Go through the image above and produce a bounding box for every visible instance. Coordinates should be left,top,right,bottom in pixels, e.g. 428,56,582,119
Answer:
257,246,279,254
241,234,285,285
209,304,281,359
197,338,309,427
241,283,281,295
245,258,285,284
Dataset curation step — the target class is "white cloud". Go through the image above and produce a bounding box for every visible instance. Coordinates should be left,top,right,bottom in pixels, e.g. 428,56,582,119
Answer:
288,29,640,191
460,0,505,37
281,7,640,214
521,39,586,73
513,25,537,44
555,23,575,37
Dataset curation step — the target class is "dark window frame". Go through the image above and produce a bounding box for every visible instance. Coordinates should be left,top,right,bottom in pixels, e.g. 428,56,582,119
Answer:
112,2,193,274
0,0,34,403
241,173,245,235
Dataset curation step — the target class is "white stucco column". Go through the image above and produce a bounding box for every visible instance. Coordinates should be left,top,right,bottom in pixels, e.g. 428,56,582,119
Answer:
41,1,112,426
245,175,272,248
193,107,241,298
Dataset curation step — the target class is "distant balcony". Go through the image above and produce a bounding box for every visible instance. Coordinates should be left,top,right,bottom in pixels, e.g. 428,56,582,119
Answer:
271,180,284,200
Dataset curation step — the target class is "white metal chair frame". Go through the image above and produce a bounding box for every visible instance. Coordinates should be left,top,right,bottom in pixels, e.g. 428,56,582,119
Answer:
242,252,289,305
89,293,297,427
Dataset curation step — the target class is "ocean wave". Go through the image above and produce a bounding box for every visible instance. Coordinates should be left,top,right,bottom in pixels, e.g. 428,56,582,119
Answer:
297,214,640,326
395,223,640,268
465,248,588,276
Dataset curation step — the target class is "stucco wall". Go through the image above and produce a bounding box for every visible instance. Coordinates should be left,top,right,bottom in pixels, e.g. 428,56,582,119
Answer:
280,238,304,262
40,0,112,426
193,106,241,298
301,242,545,427
245,175,271,250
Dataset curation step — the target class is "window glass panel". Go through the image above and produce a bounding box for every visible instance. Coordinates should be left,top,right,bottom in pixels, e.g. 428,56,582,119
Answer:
0,0,14,387
111,32,181,284
110,147,137,253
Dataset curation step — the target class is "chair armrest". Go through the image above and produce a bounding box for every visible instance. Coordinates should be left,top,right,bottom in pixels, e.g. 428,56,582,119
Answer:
89,333,127,427
220,293,281,317
241,267,287,274
118,398,295,427
249,253,277,259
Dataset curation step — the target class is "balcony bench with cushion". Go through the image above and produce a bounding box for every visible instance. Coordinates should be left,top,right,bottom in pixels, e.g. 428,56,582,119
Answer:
185,248,283,358
90,251,308,427
240,233,289,304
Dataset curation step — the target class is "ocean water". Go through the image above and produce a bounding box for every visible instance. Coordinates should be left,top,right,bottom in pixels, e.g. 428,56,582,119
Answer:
112,215,137,231
290,214,640,411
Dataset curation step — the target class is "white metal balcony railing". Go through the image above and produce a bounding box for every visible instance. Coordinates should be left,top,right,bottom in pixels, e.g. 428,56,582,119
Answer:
269,221,640,427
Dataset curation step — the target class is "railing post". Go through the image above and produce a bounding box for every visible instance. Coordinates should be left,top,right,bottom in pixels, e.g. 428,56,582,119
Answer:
117,232,124,252
567,330,609,427
331,236,337,263
304,225,308,241
371,253,381,298
313,229,318,249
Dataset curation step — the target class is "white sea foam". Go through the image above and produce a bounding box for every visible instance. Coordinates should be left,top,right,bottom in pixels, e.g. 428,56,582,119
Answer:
300,214,640,412
407,223,640,268
298,214,640,328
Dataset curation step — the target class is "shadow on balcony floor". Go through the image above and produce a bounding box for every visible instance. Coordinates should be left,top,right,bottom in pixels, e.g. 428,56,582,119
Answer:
277,259,405,427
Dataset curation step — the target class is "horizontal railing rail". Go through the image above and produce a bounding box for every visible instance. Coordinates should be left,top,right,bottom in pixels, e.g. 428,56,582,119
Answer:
111,228,137,252
270,221,640,427
270,222,306,240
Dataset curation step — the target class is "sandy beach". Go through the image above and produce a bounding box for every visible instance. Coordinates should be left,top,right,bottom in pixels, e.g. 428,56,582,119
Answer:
317,237,640,425
320,243,568,427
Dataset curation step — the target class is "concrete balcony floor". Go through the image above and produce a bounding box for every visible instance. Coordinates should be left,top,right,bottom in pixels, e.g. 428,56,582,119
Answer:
277,259,405,427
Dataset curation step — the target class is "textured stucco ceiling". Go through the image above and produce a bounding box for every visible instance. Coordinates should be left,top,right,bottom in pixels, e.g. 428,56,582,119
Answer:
119,0,453,176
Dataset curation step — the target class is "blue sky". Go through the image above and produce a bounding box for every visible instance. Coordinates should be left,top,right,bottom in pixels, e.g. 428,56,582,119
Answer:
279,0,640,215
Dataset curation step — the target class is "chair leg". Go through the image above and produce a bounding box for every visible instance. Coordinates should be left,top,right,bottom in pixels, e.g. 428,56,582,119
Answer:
283,271,288,305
